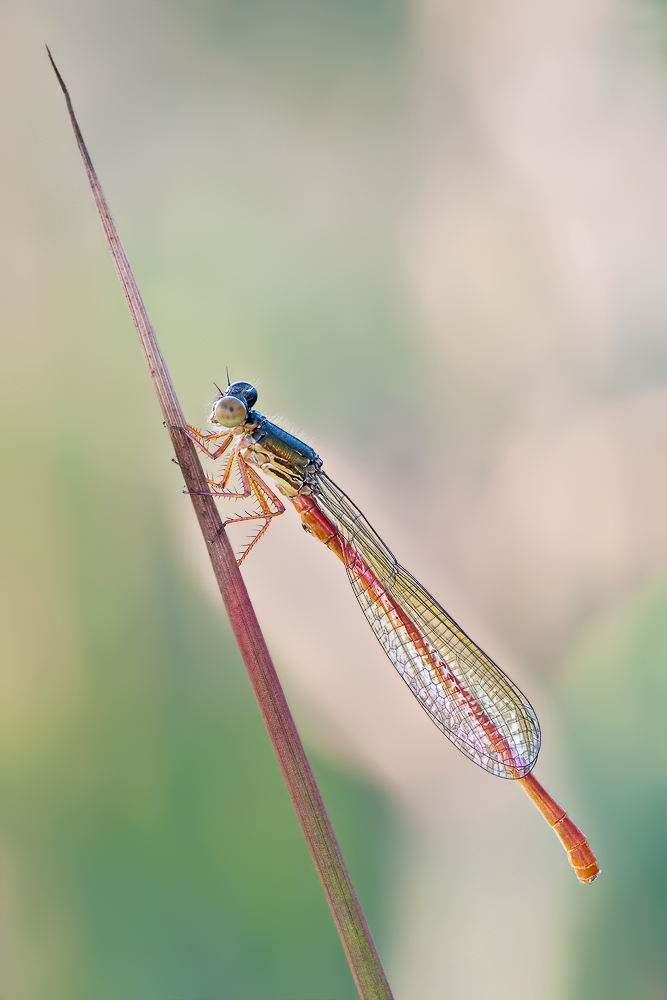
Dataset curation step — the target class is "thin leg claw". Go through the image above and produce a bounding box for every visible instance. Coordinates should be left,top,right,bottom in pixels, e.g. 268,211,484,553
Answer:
182,435,286,562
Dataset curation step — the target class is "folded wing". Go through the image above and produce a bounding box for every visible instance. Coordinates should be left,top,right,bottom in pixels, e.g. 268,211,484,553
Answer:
315,475,540,778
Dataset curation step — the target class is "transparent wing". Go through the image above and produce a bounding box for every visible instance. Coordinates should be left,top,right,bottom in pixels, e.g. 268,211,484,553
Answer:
314,475,540,778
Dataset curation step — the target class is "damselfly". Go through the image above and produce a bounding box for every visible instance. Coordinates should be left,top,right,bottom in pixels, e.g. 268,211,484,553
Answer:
185,380,599,883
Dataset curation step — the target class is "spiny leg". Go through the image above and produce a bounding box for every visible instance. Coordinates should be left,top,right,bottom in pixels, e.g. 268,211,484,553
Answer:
183,447,251,500
220,457,286,564
187,435,257,500
182,425,234,461
234,465,286,564
205,444,255,499
206,447,240,493
187,451,286,564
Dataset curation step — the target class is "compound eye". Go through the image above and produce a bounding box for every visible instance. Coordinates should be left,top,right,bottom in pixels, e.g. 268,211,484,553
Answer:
227,381,258,409
214,395,247,428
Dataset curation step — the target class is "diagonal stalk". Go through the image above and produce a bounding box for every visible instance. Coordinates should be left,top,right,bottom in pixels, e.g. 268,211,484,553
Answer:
47,48,393,1000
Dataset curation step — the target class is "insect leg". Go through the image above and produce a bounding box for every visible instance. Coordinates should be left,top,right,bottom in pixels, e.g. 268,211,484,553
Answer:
203,455,286,564
233,464,286,564
182,426,234,460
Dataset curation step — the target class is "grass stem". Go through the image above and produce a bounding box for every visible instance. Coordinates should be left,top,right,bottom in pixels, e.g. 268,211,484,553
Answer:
47,48,394,1000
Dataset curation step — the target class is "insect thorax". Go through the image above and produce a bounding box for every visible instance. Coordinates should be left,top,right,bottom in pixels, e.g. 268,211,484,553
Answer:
242,412,322,497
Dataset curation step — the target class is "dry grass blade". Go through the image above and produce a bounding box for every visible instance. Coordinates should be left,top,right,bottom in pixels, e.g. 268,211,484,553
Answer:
47,47,394,1000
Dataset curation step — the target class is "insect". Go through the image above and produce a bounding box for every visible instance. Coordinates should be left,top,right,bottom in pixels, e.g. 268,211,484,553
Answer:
185,380,600,883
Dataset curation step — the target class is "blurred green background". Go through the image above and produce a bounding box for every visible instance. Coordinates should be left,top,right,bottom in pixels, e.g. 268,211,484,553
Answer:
1,1,667,998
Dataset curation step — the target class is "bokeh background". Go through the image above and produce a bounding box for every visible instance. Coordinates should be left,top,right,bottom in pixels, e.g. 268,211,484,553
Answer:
1,1,666,998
